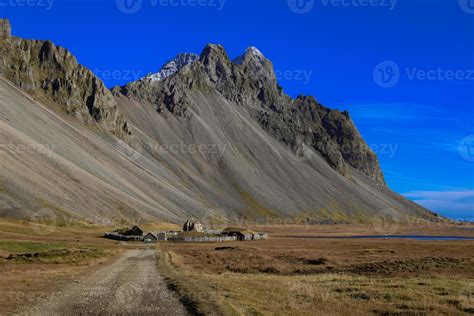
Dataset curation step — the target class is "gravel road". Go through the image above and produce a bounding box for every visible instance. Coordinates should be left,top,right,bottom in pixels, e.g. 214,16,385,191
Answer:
18,249,188,316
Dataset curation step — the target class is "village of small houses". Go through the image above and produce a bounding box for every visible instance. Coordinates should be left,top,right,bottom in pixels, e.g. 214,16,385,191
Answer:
104,220,269,243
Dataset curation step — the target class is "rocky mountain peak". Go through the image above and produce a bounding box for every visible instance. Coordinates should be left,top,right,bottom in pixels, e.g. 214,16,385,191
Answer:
0,18,12,38
234,46,277,87
199,44,230,64
0,36,131,139
144,52,199,82
234,46,266,65
199,44,233,84
113,43,385,185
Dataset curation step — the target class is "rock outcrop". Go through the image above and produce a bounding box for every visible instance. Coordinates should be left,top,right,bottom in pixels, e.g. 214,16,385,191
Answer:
183,220,204,232
0,19,11,38
144,53,199,82
0,35,131,139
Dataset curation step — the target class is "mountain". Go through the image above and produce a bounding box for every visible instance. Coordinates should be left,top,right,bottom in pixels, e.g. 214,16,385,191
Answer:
0,24,439,224
143,53,199,82
113,44,436,222
0,37,130,139
117,44,386,185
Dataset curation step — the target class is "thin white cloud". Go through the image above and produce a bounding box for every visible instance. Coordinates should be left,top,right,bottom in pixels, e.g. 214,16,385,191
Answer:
404,190,474,200
403,190,474,220
342,103,471,155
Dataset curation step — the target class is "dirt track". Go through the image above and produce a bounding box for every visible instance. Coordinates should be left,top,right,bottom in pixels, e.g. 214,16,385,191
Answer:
18,249,188,316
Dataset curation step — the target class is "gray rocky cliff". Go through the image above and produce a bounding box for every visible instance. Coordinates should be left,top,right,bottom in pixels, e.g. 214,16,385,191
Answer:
0,37,131,139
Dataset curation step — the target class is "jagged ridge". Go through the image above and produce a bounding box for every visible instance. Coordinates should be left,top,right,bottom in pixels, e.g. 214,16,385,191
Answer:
117,44,385,185
0,36,131,139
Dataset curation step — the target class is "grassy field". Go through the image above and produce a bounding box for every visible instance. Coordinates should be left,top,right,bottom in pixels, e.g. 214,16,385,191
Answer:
159,224,474,315
0,218,152,314
0,219,473,315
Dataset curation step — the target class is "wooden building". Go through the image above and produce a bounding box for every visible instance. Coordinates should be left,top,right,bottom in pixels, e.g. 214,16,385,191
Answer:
143,233,158,243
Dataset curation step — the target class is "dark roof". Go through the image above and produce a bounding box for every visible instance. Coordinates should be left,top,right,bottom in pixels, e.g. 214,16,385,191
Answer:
115,225,144,236
144,232,157,239
226,230,254,236
240,230,255,235
222,227,247,233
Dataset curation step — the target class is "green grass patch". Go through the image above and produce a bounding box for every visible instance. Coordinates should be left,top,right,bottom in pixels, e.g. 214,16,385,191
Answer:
0,241,107,264
238,190,278,219
0,241,68,254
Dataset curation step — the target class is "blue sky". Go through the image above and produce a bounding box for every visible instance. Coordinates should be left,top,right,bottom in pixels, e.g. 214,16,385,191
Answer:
1,0,473,219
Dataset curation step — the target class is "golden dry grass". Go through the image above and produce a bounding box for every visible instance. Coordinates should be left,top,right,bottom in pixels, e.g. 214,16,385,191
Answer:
0,218,177,314
159,224,474,315
1,220,473,315
141,221,181,232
